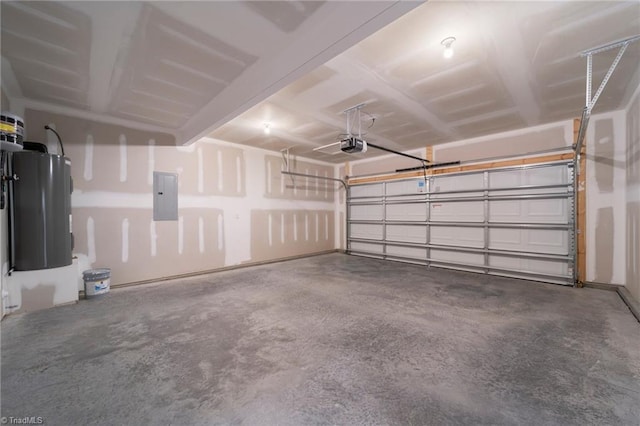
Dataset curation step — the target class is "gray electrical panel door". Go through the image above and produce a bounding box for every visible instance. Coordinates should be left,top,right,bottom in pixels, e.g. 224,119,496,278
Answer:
153,171,178,221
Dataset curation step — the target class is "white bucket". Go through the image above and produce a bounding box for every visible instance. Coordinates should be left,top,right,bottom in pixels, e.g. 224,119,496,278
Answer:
83,268,111,297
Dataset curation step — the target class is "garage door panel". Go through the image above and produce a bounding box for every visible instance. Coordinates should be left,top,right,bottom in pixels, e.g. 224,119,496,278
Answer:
431,201,484,222
489,200,521,219
431,226,484,248
387,225,426,243
386,179,425,196
490,165,567,188
489,255,568,276
350,184,383,198
527,199,566,219
489,229,567,254
524,165,567,186
387,245,426,259
350,224,383,240
431,249,484,266
489,199,567,223
433,173,483,193
490,169,523,188
528,230,567,252
489,228,522,247
350,204,383,221
350,241,383,254
387,203,426,221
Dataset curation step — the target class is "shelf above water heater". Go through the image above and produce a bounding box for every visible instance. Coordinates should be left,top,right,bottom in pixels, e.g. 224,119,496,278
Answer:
1,141,23,152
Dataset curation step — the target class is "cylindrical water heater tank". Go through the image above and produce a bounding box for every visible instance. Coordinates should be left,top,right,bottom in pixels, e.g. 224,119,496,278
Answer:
11,151,72,270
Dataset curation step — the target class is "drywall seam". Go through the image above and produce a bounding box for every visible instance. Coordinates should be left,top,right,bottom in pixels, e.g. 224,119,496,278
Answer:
217,150,223,191
305,168,309,197
280,213,285,243
280,170,285,193
198,217,205,254
197,147,204,193
217,214,224,251
119,134,127,182
267,160,272,194
325,171,329,199
325,214,329,240
178,216,184,254
147,139,155,185
87,217,96,263
84,134,94,181
122,218,129,263
150,221,157,256
305,215,309,241
236,156,242,193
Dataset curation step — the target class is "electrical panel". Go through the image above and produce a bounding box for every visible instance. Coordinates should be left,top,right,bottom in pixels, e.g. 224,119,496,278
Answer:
153,171,178,221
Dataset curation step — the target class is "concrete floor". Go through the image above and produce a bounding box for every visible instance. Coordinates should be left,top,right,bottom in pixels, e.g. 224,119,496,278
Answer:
2,253,639,425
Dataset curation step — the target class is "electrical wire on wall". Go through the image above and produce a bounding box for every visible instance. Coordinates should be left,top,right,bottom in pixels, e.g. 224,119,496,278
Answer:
44,125,65,156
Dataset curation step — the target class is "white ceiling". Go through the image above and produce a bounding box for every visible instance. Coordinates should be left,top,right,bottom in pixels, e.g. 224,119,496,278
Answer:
2,1,639,163
0,0,419,142
211,0,640,163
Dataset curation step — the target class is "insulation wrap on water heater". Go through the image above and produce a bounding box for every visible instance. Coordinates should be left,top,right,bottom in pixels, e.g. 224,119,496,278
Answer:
11,151,72,270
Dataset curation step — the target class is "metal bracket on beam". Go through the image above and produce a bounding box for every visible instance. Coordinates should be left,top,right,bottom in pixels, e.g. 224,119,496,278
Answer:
574,34,640,155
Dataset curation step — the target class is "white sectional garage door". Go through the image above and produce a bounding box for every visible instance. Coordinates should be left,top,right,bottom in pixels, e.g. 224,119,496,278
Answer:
347,162,576,285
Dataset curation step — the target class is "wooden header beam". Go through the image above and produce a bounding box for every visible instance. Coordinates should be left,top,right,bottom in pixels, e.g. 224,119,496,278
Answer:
348,152,574,185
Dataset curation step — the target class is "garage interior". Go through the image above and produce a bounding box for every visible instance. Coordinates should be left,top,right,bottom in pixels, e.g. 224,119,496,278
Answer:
1,1,639,424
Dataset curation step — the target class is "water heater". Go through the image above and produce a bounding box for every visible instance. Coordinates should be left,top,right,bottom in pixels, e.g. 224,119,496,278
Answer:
11,151,72,270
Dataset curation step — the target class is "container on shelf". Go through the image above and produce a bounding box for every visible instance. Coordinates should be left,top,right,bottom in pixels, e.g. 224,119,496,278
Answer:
0,112,24,151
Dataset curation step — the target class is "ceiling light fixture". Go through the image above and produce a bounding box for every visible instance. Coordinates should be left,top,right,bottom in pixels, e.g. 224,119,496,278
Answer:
441,37,456,59
263,122,271,135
